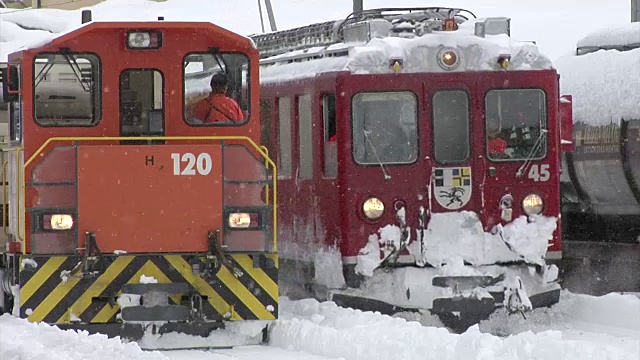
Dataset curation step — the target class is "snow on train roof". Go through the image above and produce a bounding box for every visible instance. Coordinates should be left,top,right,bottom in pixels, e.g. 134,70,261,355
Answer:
554,43,640,127
0,0,262,63
259,18,553,84
576,22,640,51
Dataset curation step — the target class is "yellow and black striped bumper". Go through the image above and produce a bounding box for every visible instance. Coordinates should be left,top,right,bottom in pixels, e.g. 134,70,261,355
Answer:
17,253,278,324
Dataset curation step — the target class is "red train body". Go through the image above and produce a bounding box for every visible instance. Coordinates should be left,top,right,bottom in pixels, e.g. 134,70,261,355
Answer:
0,16,278,340
252,8,571,328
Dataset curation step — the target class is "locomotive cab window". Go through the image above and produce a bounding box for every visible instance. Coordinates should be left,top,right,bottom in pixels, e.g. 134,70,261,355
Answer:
119,69,164,143
432,90,470,164
184,53,249,125
352,91,418,165
485,89,547,161
33,53,100,126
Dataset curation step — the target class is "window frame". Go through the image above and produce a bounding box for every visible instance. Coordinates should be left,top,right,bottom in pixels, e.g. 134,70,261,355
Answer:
351,90,419,166
277,96,292,179
182,51,251,127
484,88,548,162
118,68,165,139
431,89,471,165
32,51,102,127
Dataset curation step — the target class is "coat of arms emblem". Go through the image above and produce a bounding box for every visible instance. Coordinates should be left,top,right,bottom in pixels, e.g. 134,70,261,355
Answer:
433,167,472,210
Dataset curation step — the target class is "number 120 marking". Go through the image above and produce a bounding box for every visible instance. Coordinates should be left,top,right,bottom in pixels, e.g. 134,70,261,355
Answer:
171,152,212,176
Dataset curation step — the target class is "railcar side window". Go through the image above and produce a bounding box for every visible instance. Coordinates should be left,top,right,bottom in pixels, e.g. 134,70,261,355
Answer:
352,91,418,165
323,94,337,178
432,90,470,164
298,94,313,180
278,97,292,178
485,89,547,161
33,53,100,126
183,53,249,126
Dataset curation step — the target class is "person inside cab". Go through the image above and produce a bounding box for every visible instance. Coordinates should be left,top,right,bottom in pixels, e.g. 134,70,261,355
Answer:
488,129,509,159
188,72,244,123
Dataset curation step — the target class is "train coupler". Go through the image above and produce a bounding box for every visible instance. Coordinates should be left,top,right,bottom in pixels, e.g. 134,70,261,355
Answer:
119,282,191,322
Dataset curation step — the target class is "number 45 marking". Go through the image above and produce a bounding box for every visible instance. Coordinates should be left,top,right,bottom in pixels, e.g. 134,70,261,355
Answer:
171,152,212,176
528,164,550,182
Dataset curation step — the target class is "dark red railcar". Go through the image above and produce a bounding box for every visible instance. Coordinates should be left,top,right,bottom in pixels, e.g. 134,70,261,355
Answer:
253,8,573,329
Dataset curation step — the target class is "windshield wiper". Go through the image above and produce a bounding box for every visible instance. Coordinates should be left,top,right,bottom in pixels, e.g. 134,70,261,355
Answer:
60,48,92,92
34,61,54,88
363,129,391,180
516,128,548,178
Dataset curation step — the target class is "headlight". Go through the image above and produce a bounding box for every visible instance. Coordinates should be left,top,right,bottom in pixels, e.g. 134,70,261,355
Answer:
522,194,544,215
362,197,384,220
228,212,259,228
127,31,162,49
437,48,460,70
48,214,74,230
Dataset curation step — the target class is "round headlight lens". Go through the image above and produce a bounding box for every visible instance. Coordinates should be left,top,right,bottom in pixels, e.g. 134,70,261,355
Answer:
522,194,544,215
437,48,460,70
363,197,385,220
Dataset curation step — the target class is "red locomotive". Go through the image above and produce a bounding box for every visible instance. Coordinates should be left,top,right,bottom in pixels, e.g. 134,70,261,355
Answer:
252,7,572,329
0,11,278,341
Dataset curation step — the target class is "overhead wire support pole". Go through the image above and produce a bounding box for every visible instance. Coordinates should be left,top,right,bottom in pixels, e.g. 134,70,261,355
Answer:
264,0,277,31
258,0,266,33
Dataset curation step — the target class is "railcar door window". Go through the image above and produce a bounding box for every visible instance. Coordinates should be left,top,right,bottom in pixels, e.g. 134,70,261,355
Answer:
183,53,249,125
352,91,418,165
485,89,547,161
432,90,470,164
33,53,100,126
298,94,313,180
277,97,292,179
119,69,164,143
323,94,337,178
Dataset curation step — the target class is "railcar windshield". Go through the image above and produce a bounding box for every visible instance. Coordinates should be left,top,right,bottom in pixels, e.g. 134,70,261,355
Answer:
485,89,547,161
33,53,101,126
352,91,418,165
183,52,249,126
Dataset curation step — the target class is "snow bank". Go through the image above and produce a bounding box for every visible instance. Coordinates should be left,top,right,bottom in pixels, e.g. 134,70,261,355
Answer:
482,291,640,336
270,296,639,360
0,313,166,360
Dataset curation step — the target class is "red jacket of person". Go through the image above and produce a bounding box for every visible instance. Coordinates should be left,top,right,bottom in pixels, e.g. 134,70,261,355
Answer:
191,93,244,123
488,137,507,154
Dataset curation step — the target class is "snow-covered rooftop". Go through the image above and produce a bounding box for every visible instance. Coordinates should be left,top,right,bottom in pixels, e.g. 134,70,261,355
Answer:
576,22,640,51
555,44,640,126
0,0,264,63
259,18,553,84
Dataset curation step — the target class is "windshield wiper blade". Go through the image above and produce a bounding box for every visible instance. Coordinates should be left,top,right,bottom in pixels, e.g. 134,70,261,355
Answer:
516,128,548,178
363,129,391,180
60,48,92,92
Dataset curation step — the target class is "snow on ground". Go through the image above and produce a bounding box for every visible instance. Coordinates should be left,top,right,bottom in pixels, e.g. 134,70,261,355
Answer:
3,291,637,360
271,293,639,360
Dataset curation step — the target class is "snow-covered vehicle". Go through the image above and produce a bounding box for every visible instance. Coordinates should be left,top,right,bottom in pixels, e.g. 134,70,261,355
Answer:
0,12,278,343
555,22,640,296
251,7,571,330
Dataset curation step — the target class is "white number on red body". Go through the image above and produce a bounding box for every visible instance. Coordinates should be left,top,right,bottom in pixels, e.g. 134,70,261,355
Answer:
171,153,212,176
527,164,550,182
